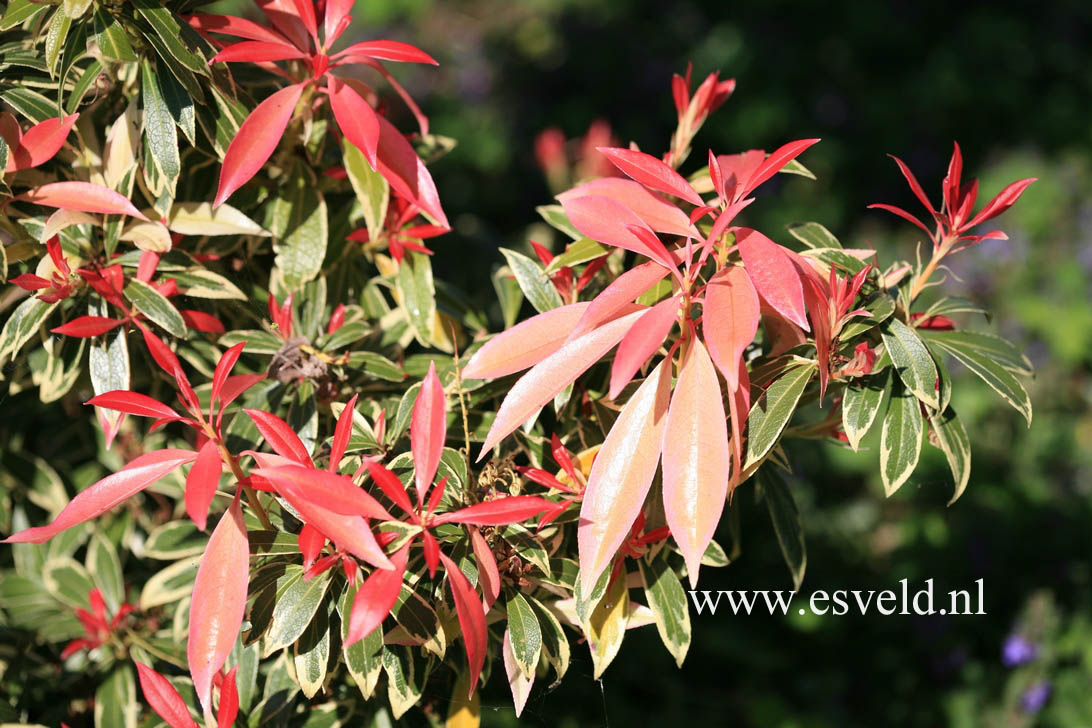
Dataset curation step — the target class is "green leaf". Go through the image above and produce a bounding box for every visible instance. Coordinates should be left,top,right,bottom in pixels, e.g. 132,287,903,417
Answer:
131,0,210,76
536,204,583,240
799,247,870,274
1,0,47,30
499,247,564,313
125,278,186,337
840,290,896,340
744,363,815,470
2,87,56,123
383,646,422,720
65,60,104,114
545,237,609,273
157,65,196,145
787,221,841,249
491,265,523,329
780,158,816,179
271,162,328,291
140,556,200,609
264,570,331,656
141,59,180,190
505,592,542,678
881,318,940,410
396,252,436,347
93,8,137,62
89,322,130,396
43,556,96,609
840,370,892,451
880,379,924,496
928,406,972,505
343,138,389,244
338,582,385,700
44,8,73,78
218,329,284,355
918,295,989,322
391,583,445,657
525,593,569,680
637,551,691,667
38,335,85,403
86,532,124,614
171,268,248,300
293,600,332,698
63,0,94,20
759,468,807,590
95,664,137,728
920,330,1032,374
168,202,269,238
924,334,1032,425
144,520,208,560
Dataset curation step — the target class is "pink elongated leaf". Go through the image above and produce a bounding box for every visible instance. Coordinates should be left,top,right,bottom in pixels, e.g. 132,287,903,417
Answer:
432,496,553,526
965,177,1037,229
7,114,78,172
4,449,197,544
244,409,313,466
716,150,766,201
703,265,760,392
558,193,671,263
255,0,310,50
216,374,266,419
943,142,963,215
346,545,408,646
335,40,438,65
328,75,380,168
323,0,355,43
411,362,446,499
376,114,448,228
288,0,317,42
363,458,414,516
329,394,358,472
17,182,147,219
745,138,820,195
255,464,393,520
503,629,534,717
889,154,937,216
210,40,308,64
188,497,249,715
737,228,809,332
439,551,487,698
478,309,646,459
185,439,223,532
608,296,677,400
188,14,292,45
866,203,935,239
217,666,239,728
578,360,671,594
661,340,730,588
558,178,698,238
51,316,124,338
270,473,393,569
463,302,591,379
214,83,305,207
596,146,704,206
568,261,670,341
471,528,501,610
211,343,246,412
298,523,325,571
135,662,198,728
86,391,180,420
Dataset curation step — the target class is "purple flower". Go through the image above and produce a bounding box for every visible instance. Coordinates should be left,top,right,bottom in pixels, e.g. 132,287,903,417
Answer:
1002,635,1039,667
1021,680,1051,713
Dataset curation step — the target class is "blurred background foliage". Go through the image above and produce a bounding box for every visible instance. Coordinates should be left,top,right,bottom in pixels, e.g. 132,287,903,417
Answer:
5,0,1092,725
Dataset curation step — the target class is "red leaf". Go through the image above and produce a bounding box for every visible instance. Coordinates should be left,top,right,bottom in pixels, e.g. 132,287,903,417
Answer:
7,114,78,172
375,114,448,228
328,75,380,168
737,228,809,332
364,457,414,516
608,296,677,400
217,666,239,728
335,40,438,65
17,182,147,219
214,83,305,207
745,138,820,196
432,496,553,526
478,309,646,459
185,440,223,532
866,203,935,240
965,177,1036,229
135,662,198,728
3,449,197,544
188,498,249,715
439,551,487,698
255,0,311,50
288,0,318,42
329,394,358,472
188,13,292,45
577,360,670,593
471,528,501,610
216,375,266,424
568,261,670,341
323,0,355,43
889,154,937,217
180,310,225,333
422,529,440,577
596,147,703,206
256,464,393,521
661,340,730,587
211,342,246,412
462,302,591,380
210,40,308,63
245,409,313,466
703,265,760,392
346,545,408,646
943,142,963,215
298,522,325,571
86,391,180,420
558,177,698,239
411,362,446,500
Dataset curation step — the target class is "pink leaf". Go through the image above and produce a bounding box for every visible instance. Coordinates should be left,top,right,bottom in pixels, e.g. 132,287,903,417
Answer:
217,666,239,728
17,182,147,219
51,316,124,338
4,450,197,544
478,309,646,460
661,340,730,588
328,75,380,168
471,528,500,610
737,228,809,332
608,296,677,400
323,0,355,43
298,523,325,571
363,458,414,516
596,147,704,206
702,265,760,392
185,439,223,532
188,497,249,715
745,138,820,195
256,464,393,521
431,496,553,526
86,391,180,420
7,114,78,172
210,40,308,63
346,545,408,646
716,150,766,202
462,302,592,379
244,409,313,466
329,394,358,472
965,178,1037,229
439,551,487,698
211,342,246,413
411,362,446,500
214,83,305,207
578,360,670,594
135,662,198,728
188,14,292,45
558,178,698,238
375,114,448,228
334,40,438,65
568,261,670,341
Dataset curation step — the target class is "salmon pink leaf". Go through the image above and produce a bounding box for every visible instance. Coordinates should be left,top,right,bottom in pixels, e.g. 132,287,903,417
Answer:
18,182,147,219
411,362,446,500
462,302,592,379
596,147,704,206
737,228,809,331
558,178,698,238
568,261,670,341
7,114,78,172
609,296,677,400
185,439,223,532
703,265,760,392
